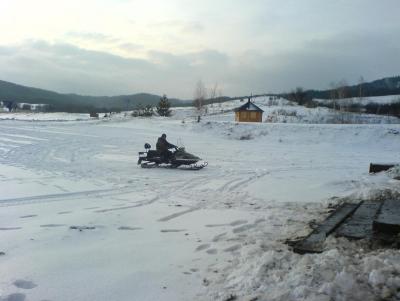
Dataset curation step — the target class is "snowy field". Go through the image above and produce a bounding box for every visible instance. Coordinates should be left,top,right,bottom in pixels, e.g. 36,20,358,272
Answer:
0,112,93,121
315,94,400,106
1,101,400,301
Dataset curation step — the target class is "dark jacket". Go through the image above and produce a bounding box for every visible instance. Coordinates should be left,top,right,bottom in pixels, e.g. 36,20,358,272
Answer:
156,137,176,152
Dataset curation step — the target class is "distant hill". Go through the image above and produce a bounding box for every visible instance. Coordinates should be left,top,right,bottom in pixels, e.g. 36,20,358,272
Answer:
306,76,400,99
0,80,188,113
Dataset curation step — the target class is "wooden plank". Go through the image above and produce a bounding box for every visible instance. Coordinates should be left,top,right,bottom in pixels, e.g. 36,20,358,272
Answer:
293,202,361,254
335,200,383,240
373,199,400,234
369,163,396,173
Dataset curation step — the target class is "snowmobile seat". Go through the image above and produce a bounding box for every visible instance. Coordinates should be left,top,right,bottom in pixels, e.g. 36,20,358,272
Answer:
147,150,160,158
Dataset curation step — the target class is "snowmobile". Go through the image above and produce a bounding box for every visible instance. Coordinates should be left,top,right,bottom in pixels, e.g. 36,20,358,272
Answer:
138,143,208,170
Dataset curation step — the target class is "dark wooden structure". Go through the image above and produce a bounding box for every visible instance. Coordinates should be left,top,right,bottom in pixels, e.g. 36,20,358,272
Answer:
234,98,263,122
336,200,383,239
369,163,396,173
373,199,400,234
293,203,361,254
293,198,400,254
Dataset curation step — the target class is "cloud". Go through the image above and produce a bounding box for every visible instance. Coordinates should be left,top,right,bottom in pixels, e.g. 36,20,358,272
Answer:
65,31,119,43
0,31,399,99
118,42,144,52
149,20,204,34
0,41,233,97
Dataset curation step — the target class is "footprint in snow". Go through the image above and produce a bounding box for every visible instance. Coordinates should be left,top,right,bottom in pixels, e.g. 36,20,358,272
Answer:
70,226,96,231
232,224,256,234
212,232,227,242
223,244,241,252
40,224,66,228
19,215,37,219
204,224,228,228
160,229,186,233
118,226,142,231
0,227,22,231
1,293,26,301
57,211,72,215
229,220,248,226
195,244,210,252
13,279,37,289
206,249,218,255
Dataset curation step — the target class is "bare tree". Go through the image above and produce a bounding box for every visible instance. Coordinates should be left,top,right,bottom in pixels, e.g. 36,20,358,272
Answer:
287,87,307,105
209,82,219,100
358,76,364,100
208,82,223,110
329,82,338,110
193,80,207,122
338,80,350,120
336,79,349,100
330,80,349,113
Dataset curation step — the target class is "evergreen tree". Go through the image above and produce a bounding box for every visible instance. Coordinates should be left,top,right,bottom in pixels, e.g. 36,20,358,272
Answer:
157,95,171,117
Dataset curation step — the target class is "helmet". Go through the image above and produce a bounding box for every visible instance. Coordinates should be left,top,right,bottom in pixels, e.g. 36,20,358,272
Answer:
161,133,166,138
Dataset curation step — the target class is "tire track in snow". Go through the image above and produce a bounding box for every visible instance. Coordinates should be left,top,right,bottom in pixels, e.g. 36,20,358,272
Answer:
0,125,99,138
94,196,160,213
157,207,201,222
0,187,138,207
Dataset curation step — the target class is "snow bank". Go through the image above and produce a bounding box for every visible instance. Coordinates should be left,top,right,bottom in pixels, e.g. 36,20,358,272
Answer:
190,96,400,125
191,120,400,145
315,94,400,106
0,112,92,121
387,165,400,179
208,246,400,301
204,190,400,301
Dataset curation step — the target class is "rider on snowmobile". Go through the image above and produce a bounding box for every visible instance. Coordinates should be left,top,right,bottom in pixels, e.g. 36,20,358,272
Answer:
156,134,177,161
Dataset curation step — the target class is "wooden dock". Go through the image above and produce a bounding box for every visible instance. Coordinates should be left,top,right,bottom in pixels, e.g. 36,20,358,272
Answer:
293,202,361,254
373,199,400,234
293,198,400,254
369,163,396,173
335,200,383,240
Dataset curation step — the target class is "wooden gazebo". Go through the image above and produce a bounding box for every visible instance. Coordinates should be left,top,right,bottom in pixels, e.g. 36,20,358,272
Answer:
234,98,264,122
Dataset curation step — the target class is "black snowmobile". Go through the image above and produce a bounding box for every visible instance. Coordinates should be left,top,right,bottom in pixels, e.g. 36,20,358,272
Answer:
138,143,208,170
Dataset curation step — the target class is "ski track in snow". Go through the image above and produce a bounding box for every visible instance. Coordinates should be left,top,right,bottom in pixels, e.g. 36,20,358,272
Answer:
0,108,400,301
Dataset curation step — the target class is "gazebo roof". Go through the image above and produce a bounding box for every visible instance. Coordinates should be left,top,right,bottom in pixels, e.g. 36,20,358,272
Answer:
234,99,264,112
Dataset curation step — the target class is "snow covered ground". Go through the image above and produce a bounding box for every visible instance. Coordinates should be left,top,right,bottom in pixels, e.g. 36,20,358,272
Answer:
179,96,400,125
0,112,93,121
315,94,400,106
1,101,400,301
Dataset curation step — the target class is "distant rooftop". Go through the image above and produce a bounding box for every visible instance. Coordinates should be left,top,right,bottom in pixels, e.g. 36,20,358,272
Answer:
234,98,264,112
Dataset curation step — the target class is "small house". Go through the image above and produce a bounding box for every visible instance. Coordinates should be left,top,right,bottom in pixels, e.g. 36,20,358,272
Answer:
234,98,264,122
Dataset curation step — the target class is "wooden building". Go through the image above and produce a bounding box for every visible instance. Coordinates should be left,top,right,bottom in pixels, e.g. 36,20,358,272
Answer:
234,98,264,122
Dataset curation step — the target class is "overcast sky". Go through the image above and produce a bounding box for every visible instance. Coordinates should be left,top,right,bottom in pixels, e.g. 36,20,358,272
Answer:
0,0,399,98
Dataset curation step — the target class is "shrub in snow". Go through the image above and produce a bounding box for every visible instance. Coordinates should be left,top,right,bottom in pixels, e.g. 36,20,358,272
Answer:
131,104,154,117
239,133,253,140
387,165,400,179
